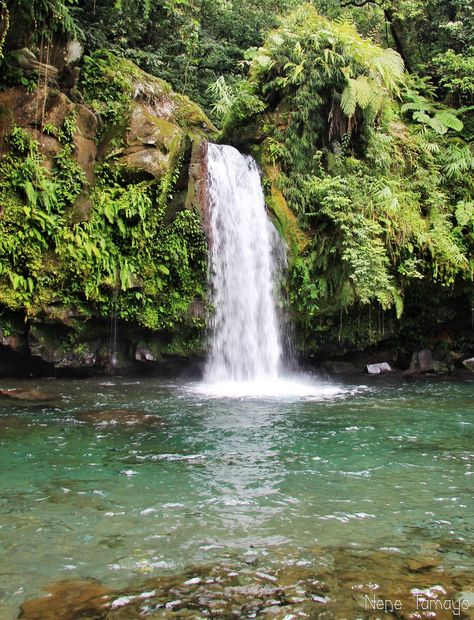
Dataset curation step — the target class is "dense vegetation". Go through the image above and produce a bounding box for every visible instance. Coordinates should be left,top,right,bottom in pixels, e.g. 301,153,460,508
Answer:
219,5,473,352
0,0,473,364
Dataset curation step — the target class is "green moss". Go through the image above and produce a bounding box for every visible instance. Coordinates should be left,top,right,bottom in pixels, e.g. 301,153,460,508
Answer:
80,50,217,143
262,159,308,260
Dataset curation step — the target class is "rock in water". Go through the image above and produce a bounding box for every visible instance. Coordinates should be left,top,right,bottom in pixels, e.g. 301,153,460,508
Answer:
18,579,111,620
463,357,474,373
74,409,164,427
0,388,56,402
367,362,392,375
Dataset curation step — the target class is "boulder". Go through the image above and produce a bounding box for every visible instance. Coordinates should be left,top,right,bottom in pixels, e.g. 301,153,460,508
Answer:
125,105,182,151
134,344,160,363
408,349,446,374
463,357,474,373
116,104,185,180
72,134,97,183
43,92,74,129
24,128,62,170
69,192,93,223
118,147,170,179
11,48,59,83
367,362,392,375
74,104,98,139
0,328,24,351
28,324,99,369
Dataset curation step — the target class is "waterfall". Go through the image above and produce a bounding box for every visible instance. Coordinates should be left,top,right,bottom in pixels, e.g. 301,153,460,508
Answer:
204,143,285,383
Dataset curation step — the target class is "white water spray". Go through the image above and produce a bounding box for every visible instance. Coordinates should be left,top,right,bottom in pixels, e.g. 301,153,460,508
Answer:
199,143,343,399
204,144,284,382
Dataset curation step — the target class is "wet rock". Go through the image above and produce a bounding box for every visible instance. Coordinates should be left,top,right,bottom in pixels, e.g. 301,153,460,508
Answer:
18,579,111,619
463,357,474,373
28,324,100,369
0,328,25,351
407,349,447,374
406,555,440,572
11,48,59,83
16,547,473,620
0,414,36,430
0,388,56,402
321,360,362,374
186,139,210,239
243,551,259,566
75,409,164,427
367,362,392,375
134,340,162,363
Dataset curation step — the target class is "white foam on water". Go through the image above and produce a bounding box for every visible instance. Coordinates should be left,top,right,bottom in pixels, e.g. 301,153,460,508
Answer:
193,375,345,400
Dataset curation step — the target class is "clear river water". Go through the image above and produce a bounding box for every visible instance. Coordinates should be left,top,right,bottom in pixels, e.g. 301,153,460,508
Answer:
0,375,473,618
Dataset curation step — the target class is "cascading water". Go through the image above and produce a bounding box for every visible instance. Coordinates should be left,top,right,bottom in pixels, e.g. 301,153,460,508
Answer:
199,143,341,399
204,144,285,383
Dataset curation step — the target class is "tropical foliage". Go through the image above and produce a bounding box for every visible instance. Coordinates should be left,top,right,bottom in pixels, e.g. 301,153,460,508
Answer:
0,0,473,357
0,125,207,337
218,4,473,351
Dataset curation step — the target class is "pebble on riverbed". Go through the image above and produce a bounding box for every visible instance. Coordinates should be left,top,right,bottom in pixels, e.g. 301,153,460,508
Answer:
17,547,472,620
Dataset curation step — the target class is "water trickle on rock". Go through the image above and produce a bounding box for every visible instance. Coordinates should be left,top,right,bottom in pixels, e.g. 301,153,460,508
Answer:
204,144,285,383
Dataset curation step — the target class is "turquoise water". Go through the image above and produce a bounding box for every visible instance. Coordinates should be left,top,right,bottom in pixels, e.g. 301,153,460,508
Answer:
0,376,473,617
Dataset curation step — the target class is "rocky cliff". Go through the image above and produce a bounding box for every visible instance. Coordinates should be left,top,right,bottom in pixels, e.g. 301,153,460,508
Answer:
0,50,215,375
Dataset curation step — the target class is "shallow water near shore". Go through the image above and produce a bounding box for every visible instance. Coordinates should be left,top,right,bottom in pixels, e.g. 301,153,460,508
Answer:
0,375,473,618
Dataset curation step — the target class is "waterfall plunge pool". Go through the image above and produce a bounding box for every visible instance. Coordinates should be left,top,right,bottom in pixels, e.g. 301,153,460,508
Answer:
1,145,473,617
1,375,473,618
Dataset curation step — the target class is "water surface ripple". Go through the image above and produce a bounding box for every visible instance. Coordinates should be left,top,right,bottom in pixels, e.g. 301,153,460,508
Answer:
0,376,473,617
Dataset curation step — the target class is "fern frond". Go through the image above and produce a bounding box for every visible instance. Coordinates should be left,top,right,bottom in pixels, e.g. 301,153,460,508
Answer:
341,80,356,117
434,111,463,132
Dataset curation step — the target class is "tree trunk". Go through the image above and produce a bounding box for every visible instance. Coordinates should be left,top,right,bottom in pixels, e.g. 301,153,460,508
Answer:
384,7,412,73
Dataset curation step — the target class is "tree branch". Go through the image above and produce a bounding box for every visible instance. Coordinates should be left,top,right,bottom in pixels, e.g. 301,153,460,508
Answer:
340,0,379,7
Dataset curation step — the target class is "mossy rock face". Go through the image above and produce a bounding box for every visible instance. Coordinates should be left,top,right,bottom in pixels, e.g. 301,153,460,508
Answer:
263,159,309,260
80,51,217,139
115,103,185,179
27,324,100,368
0,51,216,375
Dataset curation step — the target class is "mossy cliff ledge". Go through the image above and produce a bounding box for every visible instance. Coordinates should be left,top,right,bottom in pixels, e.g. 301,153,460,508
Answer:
0,51,216,375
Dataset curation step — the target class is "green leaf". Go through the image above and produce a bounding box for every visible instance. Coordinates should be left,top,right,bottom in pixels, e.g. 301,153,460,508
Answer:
341,81,356,117
434,111,463,132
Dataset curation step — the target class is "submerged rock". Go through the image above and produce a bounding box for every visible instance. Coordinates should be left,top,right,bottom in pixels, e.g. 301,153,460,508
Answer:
16,546,472,620
0,388,56,402
74,408,164,427
18,579,111,620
